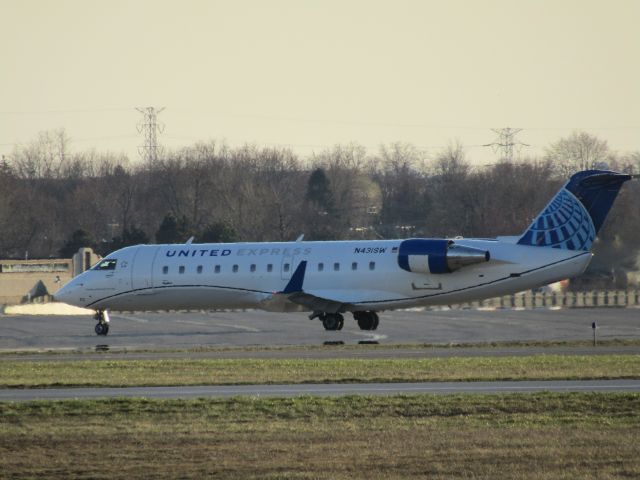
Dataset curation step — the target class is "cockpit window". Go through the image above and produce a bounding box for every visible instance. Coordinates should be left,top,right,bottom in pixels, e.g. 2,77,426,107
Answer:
94,259,117,271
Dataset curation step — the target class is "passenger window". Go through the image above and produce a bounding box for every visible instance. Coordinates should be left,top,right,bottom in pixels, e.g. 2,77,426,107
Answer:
162,266,169,274
318,262,324,272
283,263,290,272
179,266,185,274
267,264,273,272
197,265,203,274
233,265,239,273
250,264,256,273
352,262,358,271
334,262,340,271
214,265,221,274
94,259,117,271
369,261,376,271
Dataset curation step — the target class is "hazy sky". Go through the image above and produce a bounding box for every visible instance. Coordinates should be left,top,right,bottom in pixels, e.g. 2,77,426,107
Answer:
2,0,639,164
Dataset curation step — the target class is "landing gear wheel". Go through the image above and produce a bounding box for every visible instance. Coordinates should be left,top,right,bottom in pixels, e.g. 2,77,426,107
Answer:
356,316,372,330
94,310,110,336
354,311,379,331
95,322,109,336
322,313,344,331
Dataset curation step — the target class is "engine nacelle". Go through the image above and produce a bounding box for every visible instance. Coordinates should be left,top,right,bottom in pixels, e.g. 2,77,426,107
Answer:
397,239,490,274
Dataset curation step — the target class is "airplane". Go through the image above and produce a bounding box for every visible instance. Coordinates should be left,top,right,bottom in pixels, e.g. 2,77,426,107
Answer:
54,169,632,336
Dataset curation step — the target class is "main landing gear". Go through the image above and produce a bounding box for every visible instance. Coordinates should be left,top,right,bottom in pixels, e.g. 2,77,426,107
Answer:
311,311,379,331
320,313,345,331
94,309,110,336
353,311,379,331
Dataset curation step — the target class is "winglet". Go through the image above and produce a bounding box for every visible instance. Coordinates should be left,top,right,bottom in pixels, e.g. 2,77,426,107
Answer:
281,261,307,294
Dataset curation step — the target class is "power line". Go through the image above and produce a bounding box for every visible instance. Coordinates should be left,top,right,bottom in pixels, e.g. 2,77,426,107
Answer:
0,107,133,115
136,107,165,163
3,107,640,132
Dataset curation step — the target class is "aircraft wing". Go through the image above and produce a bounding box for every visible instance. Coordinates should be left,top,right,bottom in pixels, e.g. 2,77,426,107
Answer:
259,261,353,313
260,289,352,314
284,290,349,313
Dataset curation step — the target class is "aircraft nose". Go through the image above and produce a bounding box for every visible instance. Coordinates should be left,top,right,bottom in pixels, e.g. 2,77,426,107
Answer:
54,282,80,306
53,284,70,303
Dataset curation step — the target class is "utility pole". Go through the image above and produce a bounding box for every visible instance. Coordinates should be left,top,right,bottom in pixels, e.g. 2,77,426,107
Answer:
136,107,165,163
484,127,529,162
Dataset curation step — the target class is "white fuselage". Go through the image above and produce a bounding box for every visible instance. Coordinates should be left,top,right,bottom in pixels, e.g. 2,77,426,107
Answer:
55,238,592,313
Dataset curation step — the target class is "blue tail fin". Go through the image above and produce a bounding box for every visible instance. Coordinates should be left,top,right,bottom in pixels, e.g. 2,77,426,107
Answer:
517,170,631,251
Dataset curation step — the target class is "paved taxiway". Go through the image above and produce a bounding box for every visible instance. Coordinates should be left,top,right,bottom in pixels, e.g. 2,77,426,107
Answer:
2,380,639,402
1,308,639,353
2,308,638,401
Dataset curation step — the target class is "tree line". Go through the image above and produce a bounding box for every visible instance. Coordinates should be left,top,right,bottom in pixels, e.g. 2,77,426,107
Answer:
1,129,639,288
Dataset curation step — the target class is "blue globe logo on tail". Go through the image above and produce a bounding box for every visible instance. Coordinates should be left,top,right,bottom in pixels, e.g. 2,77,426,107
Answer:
517,189,595,250
517,170,631,251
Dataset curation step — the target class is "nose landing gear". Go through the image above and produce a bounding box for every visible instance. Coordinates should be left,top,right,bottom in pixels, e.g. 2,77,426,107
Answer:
94,310,110,336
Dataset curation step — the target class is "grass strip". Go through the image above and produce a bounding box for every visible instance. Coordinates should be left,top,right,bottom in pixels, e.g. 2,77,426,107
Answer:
1,354,639,388
1,393,639,479
2,337,640,357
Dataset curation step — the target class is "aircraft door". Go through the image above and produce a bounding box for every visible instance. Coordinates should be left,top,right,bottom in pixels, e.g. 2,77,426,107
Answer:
131,246,160,292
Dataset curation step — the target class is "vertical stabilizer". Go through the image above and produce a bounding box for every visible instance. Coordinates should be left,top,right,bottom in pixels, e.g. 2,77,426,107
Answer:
517,170,631,251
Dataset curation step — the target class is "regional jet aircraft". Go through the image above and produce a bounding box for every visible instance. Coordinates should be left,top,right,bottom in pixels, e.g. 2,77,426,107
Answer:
54,170,631,335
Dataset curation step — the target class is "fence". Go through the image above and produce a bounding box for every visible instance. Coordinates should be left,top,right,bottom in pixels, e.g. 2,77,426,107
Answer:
452,290,640,310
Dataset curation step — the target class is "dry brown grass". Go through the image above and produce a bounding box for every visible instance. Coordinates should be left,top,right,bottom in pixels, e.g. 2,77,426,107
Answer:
2,354,640,388
1,394,639,479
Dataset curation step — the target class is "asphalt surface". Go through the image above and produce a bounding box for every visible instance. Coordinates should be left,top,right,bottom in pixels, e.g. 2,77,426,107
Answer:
1,308,639,355
1,308,638,401
1,380,638,402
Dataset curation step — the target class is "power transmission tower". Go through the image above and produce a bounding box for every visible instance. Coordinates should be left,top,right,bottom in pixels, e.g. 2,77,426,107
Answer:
484,127,529,162
136,107,165,163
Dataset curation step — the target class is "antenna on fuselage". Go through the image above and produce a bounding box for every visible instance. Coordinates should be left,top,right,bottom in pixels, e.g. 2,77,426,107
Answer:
295,234,304,242
185,236,195,245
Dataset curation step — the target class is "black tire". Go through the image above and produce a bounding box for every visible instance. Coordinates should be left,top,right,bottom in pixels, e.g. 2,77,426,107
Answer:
372,313,380,331
103,323,110,335
95,323,106,336
322,314,340,331
357,316,373,330
337,314,344,330
356,311,378,330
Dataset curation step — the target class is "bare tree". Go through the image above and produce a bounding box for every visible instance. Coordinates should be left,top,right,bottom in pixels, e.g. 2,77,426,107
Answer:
11,129,71,179
544,131,611,175
370,143,429,237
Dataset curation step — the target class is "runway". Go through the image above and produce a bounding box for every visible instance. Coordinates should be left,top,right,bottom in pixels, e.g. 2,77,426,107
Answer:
1,307,639,353
2,308,638,402
2,380,639,402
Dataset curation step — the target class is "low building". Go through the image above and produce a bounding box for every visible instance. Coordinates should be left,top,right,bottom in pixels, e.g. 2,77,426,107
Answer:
0,248,101,305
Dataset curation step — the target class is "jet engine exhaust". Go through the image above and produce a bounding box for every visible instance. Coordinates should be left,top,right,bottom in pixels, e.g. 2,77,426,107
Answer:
446,244,491,271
